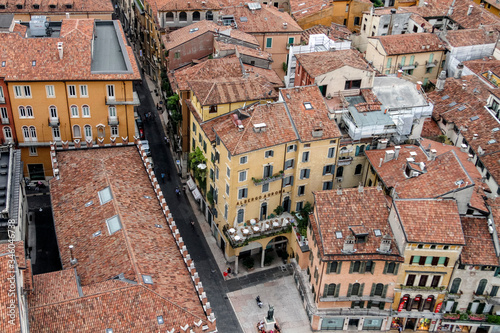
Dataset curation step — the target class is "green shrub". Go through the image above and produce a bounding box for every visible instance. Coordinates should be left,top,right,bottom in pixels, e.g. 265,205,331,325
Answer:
242,256,255,269
264,254,274,266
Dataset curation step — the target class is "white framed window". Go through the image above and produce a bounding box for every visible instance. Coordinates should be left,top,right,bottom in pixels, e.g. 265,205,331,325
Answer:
79,85,88,97
237,208,245,224
46,85,55,98
82,105,90,117
26,106,33,117
328,147,335,158
3,126,12,140
18,106,26,117
287,144,296,152
0,107,7,121
98,187,113,204
107,85,115,99
84,125,92,140
68,85,76,97
238,187,248,199
49,105,58,118
265,150,274,158
22,126,29,140
240,156,248,164
285,159,294,170
108,106,117,117
239,170,247,182
224,203,228,220
106,215,122,235
0,86,4,100
73,125,81,138
29,146,37,156
52,126,61,140
70,105,79,117
225,182,230,195
14,86,22,98
262,183,269,193
226,166,230,178
23,85,31,97
29,126,37,140
111,125,118,137
302,151,310,162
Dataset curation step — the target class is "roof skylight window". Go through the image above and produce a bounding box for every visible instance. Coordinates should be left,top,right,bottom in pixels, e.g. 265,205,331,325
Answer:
98,187,113,205
142,275,153,284
157,316,164,325
304,102,313,110
374,229,382,237
106,215,122,235
470,116,480,121
335,231,343,239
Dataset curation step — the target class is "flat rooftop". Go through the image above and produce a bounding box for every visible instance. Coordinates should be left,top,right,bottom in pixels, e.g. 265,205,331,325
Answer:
91,21,131,73
373,76,428,109
345,96,394,127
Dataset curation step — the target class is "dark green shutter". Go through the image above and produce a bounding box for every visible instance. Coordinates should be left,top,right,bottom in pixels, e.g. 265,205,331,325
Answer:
360,283,365,296
451,302,458,313
371,261,376,274
335,283,340,297
370,283,376,296
444,257,450,267
367,300,372,309
410,256,414,265
467,303,472,312
360,261,366,274
359,301,365,308
379,302,385,310
383,262,388,274
349,262,354,273
382,284,388,298
394,263,400,275
351,301,355,308
347,283,353,297
477,303,486,314
337,261,342,274
323,284,328,297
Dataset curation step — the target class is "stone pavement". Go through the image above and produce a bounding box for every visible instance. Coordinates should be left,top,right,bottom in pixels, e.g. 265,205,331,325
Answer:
227,275,312,333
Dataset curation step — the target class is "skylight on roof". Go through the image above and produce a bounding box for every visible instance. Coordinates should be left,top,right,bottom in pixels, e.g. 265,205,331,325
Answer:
448,101,457,107
189,28,199,33
488,139,497,144
374,229,382,237
441,95,449,100
1,61,5,67
106,215,122,235
98,187,113,205
106,329,113,333
92,230,102,238
470,115,480,121
458,105,467,111
85,200,93,207
32,61,36,66
142,275,153,284
240,17,248,22
157,316,164,325
493,127,500,132
335,231,343,239
304,102,313,110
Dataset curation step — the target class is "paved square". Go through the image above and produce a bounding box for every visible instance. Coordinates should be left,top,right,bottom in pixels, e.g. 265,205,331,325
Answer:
227,276,312,333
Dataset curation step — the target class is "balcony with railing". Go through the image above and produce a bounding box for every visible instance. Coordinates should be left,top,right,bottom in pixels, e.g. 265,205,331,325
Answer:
105,91,141,105
251,171,284,186
48,117,59,127
1,117,9,125
108,115,119,126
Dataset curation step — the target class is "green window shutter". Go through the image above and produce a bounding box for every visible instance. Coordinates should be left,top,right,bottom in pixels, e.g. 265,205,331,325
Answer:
360,261,366,274
367,300,372,309
351,301,355,308
451,302,458,313
425,256,433,265
327,262,331,274
467,303,472,312
349,261,354,273
382,284,388,298
370,283,376,297
337,261,342,274
477,303,486,314
379,302,385,310
359,301,365,308
387,58,392,69
394,263,400,275
347,283,353,297
360,283,365,296
371,261,376,274
323,284,328,297
335,283,340,297
383,262,388,274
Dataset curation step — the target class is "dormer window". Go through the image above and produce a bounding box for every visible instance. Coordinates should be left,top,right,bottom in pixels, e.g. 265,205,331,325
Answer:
66,4,73,8
49,4,56,8
0,5,5,9
356,235,366,243
33,4,40,9
17,4,23,9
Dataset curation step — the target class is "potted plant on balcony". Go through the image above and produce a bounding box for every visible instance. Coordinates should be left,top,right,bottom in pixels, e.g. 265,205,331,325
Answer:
469,314,486,321
443,313,460,321
242,256,255,271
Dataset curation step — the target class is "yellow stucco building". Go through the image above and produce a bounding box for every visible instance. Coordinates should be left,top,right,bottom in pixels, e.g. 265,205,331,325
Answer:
0,19,140,179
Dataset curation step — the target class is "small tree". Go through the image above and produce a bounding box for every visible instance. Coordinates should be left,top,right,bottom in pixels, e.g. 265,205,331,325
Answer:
167,93,179,111
189,147,207,192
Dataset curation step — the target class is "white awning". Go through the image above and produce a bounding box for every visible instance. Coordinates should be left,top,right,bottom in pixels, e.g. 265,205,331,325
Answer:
192,188,201,201
187,177,196,191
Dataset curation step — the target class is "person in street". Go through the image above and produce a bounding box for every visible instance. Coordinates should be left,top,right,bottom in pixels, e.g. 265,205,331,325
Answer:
191,221,195,229
161,173,165,183
223,271,228,280
227,267,231,274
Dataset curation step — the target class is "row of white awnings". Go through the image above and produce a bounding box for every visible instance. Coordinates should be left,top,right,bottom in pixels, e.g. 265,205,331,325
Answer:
187,177,201,201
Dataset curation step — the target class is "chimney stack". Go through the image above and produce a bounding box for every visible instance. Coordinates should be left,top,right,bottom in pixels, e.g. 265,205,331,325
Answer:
341,235,356,254
394,146,401,160
429,149,437,160
397,69,403,78
384,150,395,163
436,70,446,91
467,5,473,16
454,63,464,79
416,81,422,91
358,183,364,193
57,42,63,60
69,245,77,265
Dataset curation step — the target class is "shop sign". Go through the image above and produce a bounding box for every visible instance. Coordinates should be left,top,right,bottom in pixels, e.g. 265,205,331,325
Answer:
435,302,443,313
398,296,408,312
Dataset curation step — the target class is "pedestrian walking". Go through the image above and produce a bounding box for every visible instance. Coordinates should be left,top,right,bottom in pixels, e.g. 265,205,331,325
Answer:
191,221,195,229
223,271,228,280
161,173,165,183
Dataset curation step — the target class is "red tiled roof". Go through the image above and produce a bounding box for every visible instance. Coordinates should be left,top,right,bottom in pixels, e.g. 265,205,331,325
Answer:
213,102,298,155
394,199,465,245
28,269,79,307
300,23,351,43
281,85,341,142
0,0,113,14
0,19,140,82
311,187,403,261
369,33,445,56
47,147,212,330
443,28,498,48
290,0,333,20
152,0,220,11
295,49,371,78
462,58,500,81
460,217,499,266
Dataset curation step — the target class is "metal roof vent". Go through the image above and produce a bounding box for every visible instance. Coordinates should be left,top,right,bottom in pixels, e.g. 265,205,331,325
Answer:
0,163,7,168
0,170,7,175
142,275,153,284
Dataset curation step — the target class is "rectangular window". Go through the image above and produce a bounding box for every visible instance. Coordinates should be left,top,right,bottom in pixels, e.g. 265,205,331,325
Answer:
266,37,272,48
24,86,31,97
288,37,294,45
262,183,269,193
227,151,231,161
14,86,22,97
46,85,55,98
224,204,228,220
238,188,248,199
322,181,333,190
98,187,113,204
52,126,61,140
68,85,76,97
302,151,310,162
300,168,310,179
108,106,117,117
265,150,274,158
386,58,392,69
287,144,296,152
14,85,31,98
174,51,180,59
107,85,115,99
238,170,247,182
298,185,305,196
0,107,8,121
111,126,118,137
193,122,197,133
285,159,294,170
226,166,230,178
323,165,334,175
328,147,335,158
80,85,88,97
29,146,37,156
240,156,248,164
296,201,304,211
283,175,293,187
0,86,3,100
411,256,420,265
263,164,273,178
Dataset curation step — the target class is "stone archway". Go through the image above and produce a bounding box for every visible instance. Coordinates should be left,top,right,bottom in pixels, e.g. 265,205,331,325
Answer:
261,235,291,267
234,241,263,274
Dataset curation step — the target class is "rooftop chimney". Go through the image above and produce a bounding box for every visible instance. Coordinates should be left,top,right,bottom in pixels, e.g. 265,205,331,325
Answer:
69,245,77,265
429,149,437,160
397,69,403,78
394,146,401,160
416,81,422,91
454,63,464,79
384,150,395,163
66,12,70,19
460,144,468,152
467,5,473,15
57,42,63,60
341,235,356,254
377,234,392,254
435,71,446,91
283,22,287,29
358,183,364,193
377,139,388,150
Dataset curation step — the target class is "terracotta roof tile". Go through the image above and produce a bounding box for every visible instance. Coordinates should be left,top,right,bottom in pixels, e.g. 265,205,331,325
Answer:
0,0,113,14
164,20,258,51
281,85,341,142
0,19,140,82
394,199,465,245
219,5,302,33
460,217,499,266
300,23,352,43
370,33,445,56
295,49,371,78
443,28,498,48
151,0,220,11
290,0,333,20
311,187,403,261
28,269,79,307
215,40,273,60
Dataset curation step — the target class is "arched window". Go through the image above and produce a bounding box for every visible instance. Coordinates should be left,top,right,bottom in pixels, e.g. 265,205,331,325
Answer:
22,126,29,139
336,166,344,177
84,125,92,140
70,105,79,117
73,125,81,138
49,105,57,118
82,105,90,117
29,126,37,141
476,279,488,296
193,11,200,21
206,10,213,20
354,164,362,175
260,202,267,220
237,208,244,223
325,283,336,296
374,283,384,296
165,11,174,22
179,11,187,22
3,127,12,140
352,283,360,296
19,106,26,117
450,278,461,294
26,106,33,117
